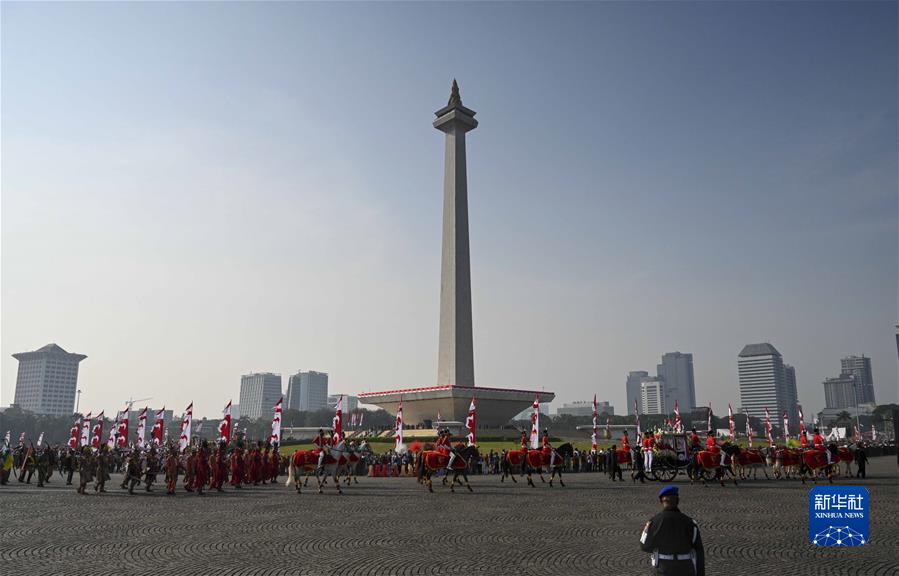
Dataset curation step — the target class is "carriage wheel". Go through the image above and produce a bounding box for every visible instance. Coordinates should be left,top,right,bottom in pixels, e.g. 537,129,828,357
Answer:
652,466,677,483
699,468,715,481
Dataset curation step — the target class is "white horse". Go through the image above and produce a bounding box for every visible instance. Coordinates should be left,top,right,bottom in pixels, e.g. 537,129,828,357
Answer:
315,439,349,495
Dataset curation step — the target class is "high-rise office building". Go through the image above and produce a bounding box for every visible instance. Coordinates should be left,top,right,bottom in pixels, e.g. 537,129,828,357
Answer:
285,371,329,412
840,355,875,404
626,371,649,415
657,352,696,412
640,377,666,415
12,343,87,416
737,343,799,426
238,373,282,420
823,374,857,409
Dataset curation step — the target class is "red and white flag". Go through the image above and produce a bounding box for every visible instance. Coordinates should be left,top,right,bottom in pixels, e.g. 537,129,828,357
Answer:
394,397,404,451
782,411,790,440
270,397,283,445
178,403,193,452
219,401,232,445
80,412,92,447
745,416,753,447
727,404,735,439
798,406,806,440
707,402,713,432
68,417,81,450
436,410,442,424
136,407,148,448
332,396,343,443
530,395,540,449
350,411,357,428
634,399,641,437
106,411,122,449
674,400,682,433
36,432,44,447
358,410,364,428
466,397,476,447
764,407,773,446
90,411,104,450
151,407,165,446
590,395,597,454
117,408,130,448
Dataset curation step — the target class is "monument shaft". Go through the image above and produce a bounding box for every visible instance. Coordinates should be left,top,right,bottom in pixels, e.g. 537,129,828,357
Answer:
434,82,477,388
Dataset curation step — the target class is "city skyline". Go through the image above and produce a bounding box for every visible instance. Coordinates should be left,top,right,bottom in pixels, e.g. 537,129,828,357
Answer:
2,3,896,419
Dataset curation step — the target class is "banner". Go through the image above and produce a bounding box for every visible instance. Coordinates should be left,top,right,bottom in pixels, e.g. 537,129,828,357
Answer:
80,412,92,447
136,407,148,449
68,417,81,450
798,406,807,441
219,401,232,445
782,411,790,440
590,394,597,454
106,411,122,449
270,397,283,445
394,396,404,451
90,411,104,450
466,397,476,447
117,408,130,449
674,400,682,433
727,404,735,439
634,399,641,437
745,416,753,447
707,402,712,432
178,403,193,453
530,395,540,449
331,396,342,443
765,407,773,446
152,407,165,446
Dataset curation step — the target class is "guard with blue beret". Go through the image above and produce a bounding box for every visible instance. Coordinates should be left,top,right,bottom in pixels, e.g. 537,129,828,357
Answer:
640,485,705,575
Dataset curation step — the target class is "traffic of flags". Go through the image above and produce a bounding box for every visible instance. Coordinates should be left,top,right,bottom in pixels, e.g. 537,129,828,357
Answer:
270,397,283,445
782,411,790,440
136,407,148,448
178,403,193,453
118,409,130,448
530,395,540,449
465,397,476,447
707,402,712,432
590,394,597,454
798,406,807,440
331,396,342,443
673,400,682,433
765,407,773,446
68,417,81,449
745,415,753,447
106,412,120,449
90,411,104,450
152,408,165,446
219,401,232,445
80,413,92,447
727,404,735,439
36,432,44,447
394,396,404,451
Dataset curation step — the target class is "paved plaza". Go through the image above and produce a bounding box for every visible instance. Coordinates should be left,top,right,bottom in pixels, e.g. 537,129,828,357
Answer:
1,457,896,576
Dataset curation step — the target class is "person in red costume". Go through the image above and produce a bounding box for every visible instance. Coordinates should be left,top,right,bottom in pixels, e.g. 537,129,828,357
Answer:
192,441,210,495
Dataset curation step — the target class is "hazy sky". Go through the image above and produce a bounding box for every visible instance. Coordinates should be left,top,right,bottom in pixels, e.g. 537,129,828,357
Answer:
2,2,896,419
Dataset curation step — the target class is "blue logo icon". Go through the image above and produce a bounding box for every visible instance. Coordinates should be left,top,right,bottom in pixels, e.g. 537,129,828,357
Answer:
809,486,869,546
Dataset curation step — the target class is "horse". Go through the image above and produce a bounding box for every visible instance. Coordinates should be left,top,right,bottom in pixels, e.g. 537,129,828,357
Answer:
799,446,836,484
337,441,370,485
416,445,479,493
732,448,769,480
313,439,350,494
285,449,318,494
691,447,738,486
767,446,802,479
831,446,854,477
523,443,574,487
500,448,529,484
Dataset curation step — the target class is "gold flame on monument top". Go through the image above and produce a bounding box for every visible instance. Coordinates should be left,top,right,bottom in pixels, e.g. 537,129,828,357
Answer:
448,78,462,106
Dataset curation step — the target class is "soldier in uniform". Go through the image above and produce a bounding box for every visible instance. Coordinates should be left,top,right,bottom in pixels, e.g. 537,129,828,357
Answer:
144,445,159,492
77,446,95,495
125,449,143,494
607,444,622,481
640,485,705,575
62,448,77,485
35,445,51,487
164,445,180,495
94,446,110,492
18,444,36,484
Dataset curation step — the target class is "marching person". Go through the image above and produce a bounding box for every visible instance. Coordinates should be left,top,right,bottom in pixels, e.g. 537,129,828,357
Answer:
77,446,95,495
607,444,622,481
144,445,159,492
689,429,701,456
93,446,110,493
854,444,868,479
164,446,180,495
125,449,143,494
640,486,705,576
313,429,329,472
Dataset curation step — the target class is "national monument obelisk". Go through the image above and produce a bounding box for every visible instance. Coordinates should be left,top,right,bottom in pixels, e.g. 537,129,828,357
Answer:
357,82,553,427
434,79,477,388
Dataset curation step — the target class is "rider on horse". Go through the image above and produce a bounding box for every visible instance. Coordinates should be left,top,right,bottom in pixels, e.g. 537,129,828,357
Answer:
313,428,330,471
542,429,555,468
812,428,831,465
436,428,457,470
706,431,726,466
689,428,701,455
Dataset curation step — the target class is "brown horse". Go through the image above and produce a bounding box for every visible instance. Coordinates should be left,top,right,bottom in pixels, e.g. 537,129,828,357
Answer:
416,445,479,493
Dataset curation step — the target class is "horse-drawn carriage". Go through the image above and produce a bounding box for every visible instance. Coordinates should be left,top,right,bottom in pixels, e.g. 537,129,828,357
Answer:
648,432,692,482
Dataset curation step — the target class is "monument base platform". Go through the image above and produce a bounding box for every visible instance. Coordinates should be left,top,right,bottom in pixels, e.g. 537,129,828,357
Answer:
358,385,555,427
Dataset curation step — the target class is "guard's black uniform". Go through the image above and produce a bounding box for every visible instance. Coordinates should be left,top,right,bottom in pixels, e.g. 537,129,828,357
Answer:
639,508,705,576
